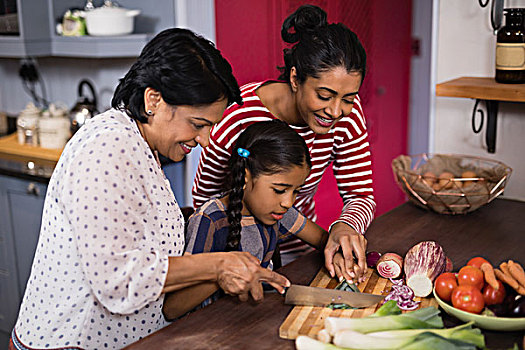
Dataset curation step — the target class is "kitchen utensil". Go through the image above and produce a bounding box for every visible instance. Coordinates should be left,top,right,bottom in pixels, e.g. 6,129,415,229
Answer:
434,288,525,331
85,3,140,36
285,284,384,308
16,102,40,145
279,268,438,340
69,79,98,134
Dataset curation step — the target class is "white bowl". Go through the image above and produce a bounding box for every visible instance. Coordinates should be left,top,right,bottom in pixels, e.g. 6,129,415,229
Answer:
85,7,140,36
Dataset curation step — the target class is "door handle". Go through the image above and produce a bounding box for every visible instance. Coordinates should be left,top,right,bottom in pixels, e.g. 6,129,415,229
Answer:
26,182,41,196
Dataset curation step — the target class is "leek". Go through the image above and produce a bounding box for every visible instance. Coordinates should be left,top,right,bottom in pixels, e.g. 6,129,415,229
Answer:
369,300,401,317
332,322,484,349
297,331,483,350
295,335,344,350
325,306,443,335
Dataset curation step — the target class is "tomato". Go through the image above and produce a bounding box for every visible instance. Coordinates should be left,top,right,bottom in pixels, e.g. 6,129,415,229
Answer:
457,265,485,290
451,285,485,314
434,272,458,302
482,280,506,305
467,256,490,269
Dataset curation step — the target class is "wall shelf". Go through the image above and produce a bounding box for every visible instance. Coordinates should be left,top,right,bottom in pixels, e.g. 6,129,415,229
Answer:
51,34,152,58
436,76,525,153
436,76,525,102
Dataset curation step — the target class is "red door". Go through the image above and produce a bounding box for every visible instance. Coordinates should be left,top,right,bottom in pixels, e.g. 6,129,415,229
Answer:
215,0,411,228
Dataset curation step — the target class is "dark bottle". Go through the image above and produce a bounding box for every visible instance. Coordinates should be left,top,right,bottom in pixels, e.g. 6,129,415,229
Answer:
495,8,525,83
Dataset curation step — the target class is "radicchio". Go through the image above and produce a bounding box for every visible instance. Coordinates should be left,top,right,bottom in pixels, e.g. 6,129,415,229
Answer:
404,241,446,297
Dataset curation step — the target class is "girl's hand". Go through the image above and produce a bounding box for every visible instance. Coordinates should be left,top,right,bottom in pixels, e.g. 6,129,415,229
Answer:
216,251,290,301
324,223,368,283
333,252,353,283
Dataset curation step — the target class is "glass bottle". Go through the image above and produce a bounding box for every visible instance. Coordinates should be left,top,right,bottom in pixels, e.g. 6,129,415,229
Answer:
495,8,525,84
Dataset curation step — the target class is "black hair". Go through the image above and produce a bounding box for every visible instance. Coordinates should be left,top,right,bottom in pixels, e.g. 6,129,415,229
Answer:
112,28,242,122
278,5,367,85
225,120,311,251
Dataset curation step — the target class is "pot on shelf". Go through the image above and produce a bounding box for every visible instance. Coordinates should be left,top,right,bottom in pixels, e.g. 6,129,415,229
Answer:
85,4,140,36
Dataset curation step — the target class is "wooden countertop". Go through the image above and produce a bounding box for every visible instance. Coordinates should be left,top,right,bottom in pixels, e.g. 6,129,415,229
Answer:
125,199,525,350
0,133,61,166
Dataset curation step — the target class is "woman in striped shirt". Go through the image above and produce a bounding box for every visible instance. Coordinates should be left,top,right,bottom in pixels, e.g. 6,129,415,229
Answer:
192,5,375,283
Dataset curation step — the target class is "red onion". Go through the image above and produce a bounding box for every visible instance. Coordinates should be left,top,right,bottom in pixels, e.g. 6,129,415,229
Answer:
366,251,382,268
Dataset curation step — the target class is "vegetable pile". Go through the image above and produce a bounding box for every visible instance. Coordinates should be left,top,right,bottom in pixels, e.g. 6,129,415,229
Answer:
434,256,525,317
364,240,450,311
295,300,485,350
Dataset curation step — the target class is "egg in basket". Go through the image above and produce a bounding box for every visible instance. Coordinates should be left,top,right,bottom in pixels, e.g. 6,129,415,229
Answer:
392,154,512,214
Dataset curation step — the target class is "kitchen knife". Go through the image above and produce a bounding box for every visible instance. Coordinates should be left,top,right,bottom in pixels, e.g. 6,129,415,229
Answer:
284,284,384,308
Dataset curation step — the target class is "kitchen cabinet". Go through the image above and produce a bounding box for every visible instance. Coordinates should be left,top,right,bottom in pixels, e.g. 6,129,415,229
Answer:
0,0,178,58
436,76,525,153
0,174,46,339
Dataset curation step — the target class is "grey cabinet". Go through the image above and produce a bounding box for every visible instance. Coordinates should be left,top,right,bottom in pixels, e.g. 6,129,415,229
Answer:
0,175,46,338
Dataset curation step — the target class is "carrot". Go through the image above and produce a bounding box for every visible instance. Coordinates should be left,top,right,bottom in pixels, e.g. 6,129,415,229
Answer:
480,262,499,289
494,268,519,290
500,262,512,277
518,285,525,296
507,260,525,288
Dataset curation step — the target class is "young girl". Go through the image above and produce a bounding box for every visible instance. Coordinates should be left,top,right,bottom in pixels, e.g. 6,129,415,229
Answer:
162,120,346,320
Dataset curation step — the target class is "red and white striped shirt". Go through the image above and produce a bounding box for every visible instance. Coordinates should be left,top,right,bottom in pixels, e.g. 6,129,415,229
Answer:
192,81,376,257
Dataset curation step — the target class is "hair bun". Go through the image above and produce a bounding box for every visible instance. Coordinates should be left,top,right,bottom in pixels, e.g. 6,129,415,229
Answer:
281,5,328,43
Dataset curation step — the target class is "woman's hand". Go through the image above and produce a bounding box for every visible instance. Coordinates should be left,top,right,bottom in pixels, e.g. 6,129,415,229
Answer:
324,223,367,283
216,251,290,301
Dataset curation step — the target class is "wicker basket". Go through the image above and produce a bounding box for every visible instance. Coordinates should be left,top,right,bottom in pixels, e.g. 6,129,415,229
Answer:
392,154,512,214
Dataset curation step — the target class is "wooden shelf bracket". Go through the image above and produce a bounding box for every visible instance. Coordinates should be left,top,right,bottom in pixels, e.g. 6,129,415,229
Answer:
436,77,525,154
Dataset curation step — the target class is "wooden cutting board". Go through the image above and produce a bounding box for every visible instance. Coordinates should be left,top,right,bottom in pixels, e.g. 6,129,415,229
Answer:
279,268,438,340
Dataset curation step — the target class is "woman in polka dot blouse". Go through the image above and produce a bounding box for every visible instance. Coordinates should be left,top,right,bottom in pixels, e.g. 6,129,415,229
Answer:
10,28,290,350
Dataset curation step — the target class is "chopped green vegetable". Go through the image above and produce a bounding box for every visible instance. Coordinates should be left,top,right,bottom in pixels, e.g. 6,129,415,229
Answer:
327,303,353,310
326,279,361,310
335,279,360,292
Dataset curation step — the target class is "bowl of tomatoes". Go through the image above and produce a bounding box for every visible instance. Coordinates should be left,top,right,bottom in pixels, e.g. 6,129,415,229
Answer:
433,257,525,331
433,288,525,331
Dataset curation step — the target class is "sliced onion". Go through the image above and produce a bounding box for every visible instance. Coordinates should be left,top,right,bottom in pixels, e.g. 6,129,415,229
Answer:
382,280,420,311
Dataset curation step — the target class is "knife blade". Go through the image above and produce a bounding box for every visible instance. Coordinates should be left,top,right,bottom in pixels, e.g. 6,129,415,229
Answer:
284,284,384,308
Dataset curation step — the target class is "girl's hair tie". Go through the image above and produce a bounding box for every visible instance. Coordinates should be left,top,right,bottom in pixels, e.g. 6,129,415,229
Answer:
237,147,250,158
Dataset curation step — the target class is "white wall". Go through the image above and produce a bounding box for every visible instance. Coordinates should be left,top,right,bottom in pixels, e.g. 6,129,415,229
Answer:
435,0,525,201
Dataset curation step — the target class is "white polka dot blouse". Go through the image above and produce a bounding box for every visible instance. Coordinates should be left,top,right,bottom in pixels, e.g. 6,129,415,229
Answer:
13,109,184,349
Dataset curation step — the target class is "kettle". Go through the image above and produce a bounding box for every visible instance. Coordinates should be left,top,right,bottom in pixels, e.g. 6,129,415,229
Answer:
69,79,98,134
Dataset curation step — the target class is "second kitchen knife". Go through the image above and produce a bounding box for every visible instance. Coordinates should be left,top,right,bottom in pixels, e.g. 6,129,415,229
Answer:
284,284,384,308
